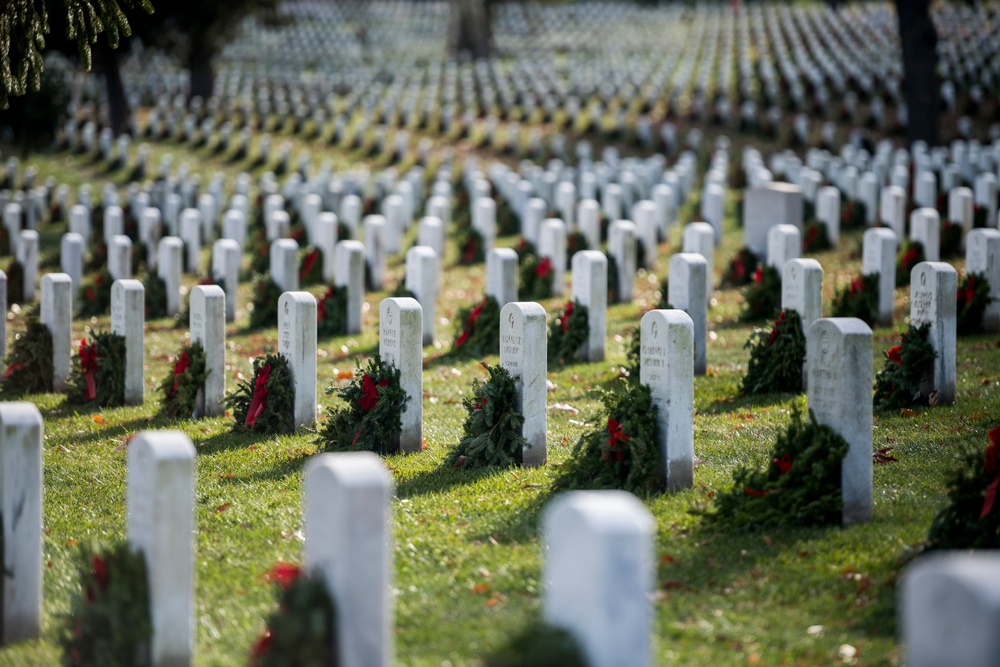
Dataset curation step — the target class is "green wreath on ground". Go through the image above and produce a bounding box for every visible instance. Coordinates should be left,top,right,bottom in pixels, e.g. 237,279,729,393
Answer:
249,562,335,667
59,542,152,667
720,247,761,288
896,241,924,288
519,253,555,301
225,354,295,435
956,272,991,336
840,199,866,230
547,300,589,366
740,309,806,396
873,323,937,412
316,354,409,455
801,220,831,253
565,231,589,269
298,247,324,286
457,227,485,265
484,623,587,667
1,310,53,397
76,270,114,318
940,220,963,258
740,264,781,321
624,325,642,382
317,286,349,337
452,295,501,357
248,276,283,330
701,407,849,530
446,363,528,469
553,381,663,495
924,425,1000,551
831,273,879,326
158,341,208,419
5,259,24,306
143,271,169,320
66,332,126,408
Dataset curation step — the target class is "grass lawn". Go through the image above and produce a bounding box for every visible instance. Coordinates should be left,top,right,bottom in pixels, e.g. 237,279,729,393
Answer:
0,140,998,667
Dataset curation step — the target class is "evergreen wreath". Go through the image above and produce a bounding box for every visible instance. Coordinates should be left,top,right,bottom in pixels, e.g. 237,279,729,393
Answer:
249,562,335,667
496,198,520,237
390,283,417,301
67,332,126,408
606,253,619,302
317,354,410,455
924,425,1000,551
553,381,664,494
973,205,989,230
565,231,589,269
957,272,991,336
740,309,806,396
701,407,849,529
157,341,208,419
657,276,673,309
514,238,537,261
840,199,866,230
519,253,555,301
317,286,349,337
940,220,963,258
445,363,528,469
873,323,937,412
1,310,53,397
624,325,642,382
299,247,324,286
484,623,587,667
84,242,108,274
721,247,761,288
831,273,879,326
547,300,590,366
801,220,831,253
143,272,169,320
249,276,283,330
740,264,782,321
5,259,24,306
225,354,295,435
457,227,485,265
77,270,114,318
59,541,152,667
452,295,501,357
896,241,924,288
247,229,271,276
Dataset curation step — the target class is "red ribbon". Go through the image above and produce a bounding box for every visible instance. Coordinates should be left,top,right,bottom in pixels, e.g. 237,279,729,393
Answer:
979,426,1000,520
462,236,478,264
172,350,190,395
604,418,629,461
360,374,389,412
768,310,787,345
536,256,552,278
887,345,903,365
753,265,763,283
849,276,864,296
244,364,271,427
958,276,976,308
299,249,320,281
559,301,574,334
476,396,488,411
773,453,793,476
3,362,22,380
266,562,301,590
79,339,99,401
456,300,486,349
732,256,745,282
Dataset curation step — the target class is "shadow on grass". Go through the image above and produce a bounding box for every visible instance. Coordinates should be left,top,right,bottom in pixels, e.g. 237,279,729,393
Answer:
394,464,498,499
478,492,550,545
702,390,801,416
194,427,296,456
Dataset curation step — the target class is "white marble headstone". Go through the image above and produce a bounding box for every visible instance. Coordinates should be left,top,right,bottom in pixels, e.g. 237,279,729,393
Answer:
499,302,547,467
379,298,422,453
278,291,318,431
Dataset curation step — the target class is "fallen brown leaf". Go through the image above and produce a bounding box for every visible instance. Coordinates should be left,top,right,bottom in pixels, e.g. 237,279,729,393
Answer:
214,503,232,514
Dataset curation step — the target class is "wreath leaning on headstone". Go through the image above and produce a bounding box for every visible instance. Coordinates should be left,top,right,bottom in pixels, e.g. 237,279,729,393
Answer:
940,220,963,258
66,332,126,408
896,240,925,288
59,541,152,667
565,231,589,270
1,309,53,397
721,247,762,288
248,275,284,330
76,270,114,318
956,272,991,336
316,354,409,455
457,227,485,265
452,295,501,357
143,271,169,321
446,363,528,469
519,253,555,301
553,381,663,495
740,264,782,321
298,246,324,287
873,323,937,412
5,259,24,306
547,300,589,366
700,407,849,530
158,341,208,419
484,622,587,667
740,309,807,396
249,562,335,667
317,286,350,338
225,353,295,435
831,273,879,326
924,425,1000,551
840,199,866,230
801,219,832,253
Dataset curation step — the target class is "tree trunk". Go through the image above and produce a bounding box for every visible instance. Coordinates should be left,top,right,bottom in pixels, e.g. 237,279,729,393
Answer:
98,42,130,136
895,0,939,146
449,0,492,59
186,35,216,102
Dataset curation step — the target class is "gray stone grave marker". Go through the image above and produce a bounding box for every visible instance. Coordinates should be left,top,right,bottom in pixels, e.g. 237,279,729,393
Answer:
540,218,567,297
278,291,318,432
211,239,240,323
158,237,183,317
571,251,607,362
766,224,801,271
910,208,941,262
863,228,897,327
743,183,803,256
499,302,547,466
270,239,299,292
335,241,365,335
966,228,1000,332
111,279,144,405
60,233,84,288
379,298,422,453
417,217,444,259
40,273,72,392
405,246,439,346
486,248,518,308
190,285,226,417
608,220,637,303
17,231,37,302
108,235,132,281
668,253,708,375
910,262,957,405
363,215,387,290
682,222,715,303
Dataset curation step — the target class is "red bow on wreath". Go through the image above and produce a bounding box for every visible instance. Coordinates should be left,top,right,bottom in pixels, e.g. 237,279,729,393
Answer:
79,339,99,401
3,362,22,380
753,266,763,283
536,256,553,278
172,350,190,395
476,396,488,411
768,311,787,345
979,425,1000,520
605,418,629,462
958,276,976,308
244,365,271,427
85,554,109,603
299,249,320,281
462,236,478,264
887,345,903,365
849,276,864,296
732,256,746,282
559,301,574,334
773,453,793,476
317,287,335,322
456,300,486,349
360,374,389,412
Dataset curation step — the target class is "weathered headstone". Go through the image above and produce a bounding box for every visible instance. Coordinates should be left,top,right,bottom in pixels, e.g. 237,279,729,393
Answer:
743,183,803,256
363,215,387,290
608,220,637,303
668,253,708,375
126,431,195,666
60,233,84,287
639,309,695,490
158,237,183,317
17,231,38,302
270,239,300,292
880,185,907,239
0,402,43,644
862,228,897,327
190,285,225,417
543,491,654,667
910,262,957,405
910,208,941,262
781,259,823,332
681,222,715,303
335,240,365,335
304,452,393,667
485,248,518,307
379,298,422,453
405,246,439,346
278,291,318,432
111,279,144,405
40,273,72,392
499,302,547,466
807,318,873,524
966,228,1000,332
766,224,801,271
540,218,568,297
211,239,240,323
570,251,607,362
